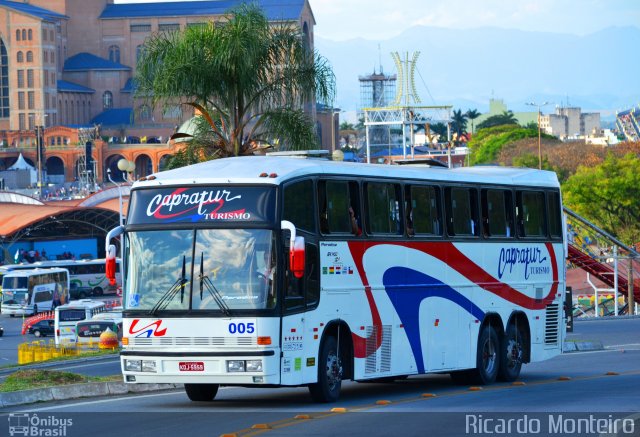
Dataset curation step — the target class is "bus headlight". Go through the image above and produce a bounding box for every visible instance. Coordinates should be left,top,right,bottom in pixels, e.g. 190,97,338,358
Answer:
227,360,245,372
245,360,263,372
142,360,157,372
124,359,142,372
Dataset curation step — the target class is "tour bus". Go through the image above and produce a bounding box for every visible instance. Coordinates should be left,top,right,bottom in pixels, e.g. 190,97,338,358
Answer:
1,268,70,316
105,154,566,403
54,299,107,345
0,258,121,296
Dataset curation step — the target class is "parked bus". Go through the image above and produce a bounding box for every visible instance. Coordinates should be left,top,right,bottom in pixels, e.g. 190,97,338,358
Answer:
0,258,121,296
106,155,566,402
54,299,107,345
1,268,69,316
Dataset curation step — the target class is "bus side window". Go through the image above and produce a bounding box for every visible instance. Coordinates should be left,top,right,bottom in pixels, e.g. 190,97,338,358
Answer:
318,180,359,235
481,189,513,238
366,182,401,235
517,190,546,237
446,187,478,236
406,185,441,236
283,179,316,232
547,191,562,238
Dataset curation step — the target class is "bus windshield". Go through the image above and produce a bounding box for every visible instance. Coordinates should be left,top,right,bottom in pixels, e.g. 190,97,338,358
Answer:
2,290,27,305
125,228,276,312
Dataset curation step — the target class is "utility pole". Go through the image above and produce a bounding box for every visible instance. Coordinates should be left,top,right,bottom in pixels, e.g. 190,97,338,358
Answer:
629,255,635,315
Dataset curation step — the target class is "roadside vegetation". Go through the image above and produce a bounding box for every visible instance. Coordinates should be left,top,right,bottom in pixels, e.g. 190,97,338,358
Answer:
0,370,119,392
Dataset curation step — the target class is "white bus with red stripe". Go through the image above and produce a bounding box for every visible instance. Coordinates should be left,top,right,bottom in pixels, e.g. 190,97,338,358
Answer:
106,154,566,402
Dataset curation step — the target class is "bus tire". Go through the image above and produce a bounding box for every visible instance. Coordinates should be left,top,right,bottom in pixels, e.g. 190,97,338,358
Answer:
33,305,38,315
498,322,525,382
309,336,342,403
184,383,219,401
93,287,103,296
468,324,499,385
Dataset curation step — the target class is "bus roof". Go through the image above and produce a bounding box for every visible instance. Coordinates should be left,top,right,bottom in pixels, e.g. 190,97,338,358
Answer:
133,156,560,189
2,268,69,278
55,299,106,311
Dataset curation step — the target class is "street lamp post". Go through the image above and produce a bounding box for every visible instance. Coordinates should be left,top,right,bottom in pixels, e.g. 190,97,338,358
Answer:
106,168,123,227
526,101,549,170
330,109,341,152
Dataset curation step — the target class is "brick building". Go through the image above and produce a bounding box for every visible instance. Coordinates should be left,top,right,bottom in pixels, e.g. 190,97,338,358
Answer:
0,0,320,183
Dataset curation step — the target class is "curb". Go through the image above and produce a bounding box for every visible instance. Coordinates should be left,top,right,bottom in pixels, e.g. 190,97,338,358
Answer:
0,382,182,408
563,340,604,353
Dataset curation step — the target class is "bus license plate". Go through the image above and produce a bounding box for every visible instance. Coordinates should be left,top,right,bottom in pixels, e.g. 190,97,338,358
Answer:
179,362,204,371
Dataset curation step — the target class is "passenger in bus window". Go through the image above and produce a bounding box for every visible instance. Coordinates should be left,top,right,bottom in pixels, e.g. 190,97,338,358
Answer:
406,205,415,236
349,206,361,236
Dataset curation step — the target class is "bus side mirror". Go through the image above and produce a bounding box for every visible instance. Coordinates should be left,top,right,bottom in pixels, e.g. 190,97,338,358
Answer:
281,220,305,279
290,236,305,279
106,244,117,286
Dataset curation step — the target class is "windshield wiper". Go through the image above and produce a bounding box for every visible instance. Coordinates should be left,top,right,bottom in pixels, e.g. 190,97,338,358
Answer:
199,252,231,316
148,255,187,316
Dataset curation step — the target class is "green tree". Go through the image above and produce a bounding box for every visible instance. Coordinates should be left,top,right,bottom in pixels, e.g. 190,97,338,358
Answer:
476,111,518,130
563,153,640,245
468,124,538,165
465,108,481,133
136,4,335,165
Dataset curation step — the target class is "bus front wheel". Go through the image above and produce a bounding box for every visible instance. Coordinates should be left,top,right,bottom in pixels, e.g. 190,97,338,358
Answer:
309,336,342,403
33,305,38,315
185,383,219,401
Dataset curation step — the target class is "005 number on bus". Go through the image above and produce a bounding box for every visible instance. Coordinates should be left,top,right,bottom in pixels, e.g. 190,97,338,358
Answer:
228,322,255,334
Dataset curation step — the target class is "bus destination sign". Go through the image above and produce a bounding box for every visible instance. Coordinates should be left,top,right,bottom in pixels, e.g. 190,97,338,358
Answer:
128,186,275,224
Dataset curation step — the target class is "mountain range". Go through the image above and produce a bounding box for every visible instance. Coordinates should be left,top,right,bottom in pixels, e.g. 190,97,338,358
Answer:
315,25,640,120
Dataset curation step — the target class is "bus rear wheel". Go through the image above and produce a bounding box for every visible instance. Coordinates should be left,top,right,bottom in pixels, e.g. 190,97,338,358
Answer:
498,322,526,382
185,383,219,401
92,287,103,296
309,336,342,403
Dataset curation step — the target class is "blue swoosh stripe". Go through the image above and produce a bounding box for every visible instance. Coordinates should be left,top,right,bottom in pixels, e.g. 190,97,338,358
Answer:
383,266,485,373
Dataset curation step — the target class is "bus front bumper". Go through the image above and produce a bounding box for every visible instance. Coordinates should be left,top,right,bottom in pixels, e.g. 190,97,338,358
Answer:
120,349,281,385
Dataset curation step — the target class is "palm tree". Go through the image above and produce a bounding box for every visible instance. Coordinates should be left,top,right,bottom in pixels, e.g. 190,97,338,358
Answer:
466,109,480,134
451,109,468,142
135,4,335,164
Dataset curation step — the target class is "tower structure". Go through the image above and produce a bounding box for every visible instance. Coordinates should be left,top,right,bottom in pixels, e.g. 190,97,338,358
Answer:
363,51,452,164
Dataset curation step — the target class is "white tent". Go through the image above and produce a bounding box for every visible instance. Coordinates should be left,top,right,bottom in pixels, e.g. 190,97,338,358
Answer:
8,153,37,184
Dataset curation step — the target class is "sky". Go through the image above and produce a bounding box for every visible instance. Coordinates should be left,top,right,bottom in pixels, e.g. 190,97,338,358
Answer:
309,0,640,40
116,0,640,41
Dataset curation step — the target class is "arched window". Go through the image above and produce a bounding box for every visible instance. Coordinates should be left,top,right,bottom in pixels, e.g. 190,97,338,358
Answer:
17,51,23,62
103,91,113,109
16,29,20,41
21,29,26,40
0,40,9,117
138,104,151,121
108,45,120,63
26,51,33,62
28,29,32,40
